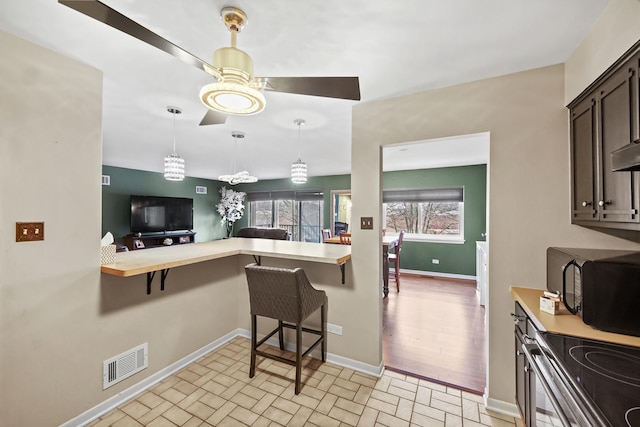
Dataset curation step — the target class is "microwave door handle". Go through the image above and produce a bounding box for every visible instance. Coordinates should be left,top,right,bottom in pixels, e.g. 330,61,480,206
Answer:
562,260,580,315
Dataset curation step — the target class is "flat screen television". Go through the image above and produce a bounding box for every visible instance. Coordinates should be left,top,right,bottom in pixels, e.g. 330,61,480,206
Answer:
130,195,193,234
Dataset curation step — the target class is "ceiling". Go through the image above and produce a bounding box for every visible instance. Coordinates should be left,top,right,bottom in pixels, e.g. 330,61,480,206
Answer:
0,0,609,181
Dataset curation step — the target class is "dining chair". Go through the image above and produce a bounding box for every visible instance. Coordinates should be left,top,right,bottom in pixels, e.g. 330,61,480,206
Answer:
339,232,351,245
388,230,404,292
334,221,349,236
321,229,332,242
244,263,327,395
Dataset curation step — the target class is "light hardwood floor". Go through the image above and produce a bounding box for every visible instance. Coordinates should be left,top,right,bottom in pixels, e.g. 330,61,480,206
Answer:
382,275,486,394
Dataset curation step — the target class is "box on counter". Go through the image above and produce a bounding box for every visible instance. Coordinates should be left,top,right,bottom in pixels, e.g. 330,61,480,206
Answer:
100,244,116,265
540,296,561,315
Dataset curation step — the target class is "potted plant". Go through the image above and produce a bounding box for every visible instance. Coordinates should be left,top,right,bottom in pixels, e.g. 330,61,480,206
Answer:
216,186,246,238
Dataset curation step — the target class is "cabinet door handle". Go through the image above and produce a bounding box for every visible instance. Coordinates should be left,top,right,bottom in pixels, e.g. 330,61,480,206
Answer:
510,313,526,324
598,200,612,207
581,201,592,207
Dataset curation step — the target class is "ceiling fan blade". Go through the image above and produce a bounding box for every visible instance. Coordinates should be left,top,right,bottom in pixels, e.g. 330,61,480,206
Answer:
58,0,211,74
199,109,227,126
258,77,361,101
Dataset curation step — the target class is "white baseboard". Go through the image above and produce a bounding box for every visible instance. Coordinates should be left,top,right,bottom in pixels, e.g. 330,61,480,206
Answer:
485,397,520,418
401,268,476,281
61,330,241,427
63,329,383,426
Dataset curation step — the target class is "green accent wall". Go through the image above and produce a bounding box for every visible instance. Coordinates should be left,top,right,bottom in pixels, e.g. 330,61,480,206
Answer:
383,164,487,276
101,166,227,243
101,164,485,276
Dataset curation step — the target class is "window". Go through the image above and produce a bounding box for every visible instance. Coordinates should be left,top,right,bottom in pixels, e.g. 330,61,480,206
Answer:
383,187,464,243
247,190,324,242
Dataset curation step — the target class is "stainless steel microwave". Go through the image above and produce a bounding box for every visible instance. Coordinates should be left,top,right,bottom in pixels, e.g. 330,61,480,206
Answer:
547,247,640,337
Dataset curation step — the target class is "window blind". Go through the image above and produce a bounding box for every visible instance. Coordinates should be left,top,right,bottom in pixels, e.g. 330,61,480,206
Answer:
247,189,323,202
383,187,463,203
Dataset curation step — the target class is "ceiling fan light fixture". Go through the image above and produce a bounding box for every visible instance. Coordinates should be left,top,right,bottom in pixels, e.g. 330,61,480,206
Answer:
200,81,265,115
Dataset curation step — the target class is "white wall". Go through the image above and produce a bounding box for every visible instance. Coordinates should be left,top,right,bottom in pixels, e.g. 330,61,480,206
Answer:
565,0,640,104
0,30,242,426
351,63,640,408
0,29,102,425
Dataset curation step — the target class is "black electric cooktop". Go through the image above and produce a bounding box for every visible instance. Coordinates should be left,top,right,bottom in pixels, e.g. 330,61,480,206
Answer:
544,333,640,427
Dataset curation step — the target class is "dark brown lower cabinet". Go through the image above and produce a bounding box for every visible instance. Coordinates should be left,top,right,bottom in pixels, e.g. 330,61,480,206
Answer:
513,302,533,426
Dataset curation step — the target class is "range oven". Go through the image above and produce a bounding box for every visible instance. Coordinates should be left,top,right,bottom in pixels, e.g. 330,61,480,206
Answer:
521,329,640,426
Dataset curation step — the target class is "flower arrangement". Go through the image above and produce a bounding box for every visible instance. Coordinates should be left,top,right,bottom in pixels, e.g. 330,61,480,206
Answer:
216,186,246,238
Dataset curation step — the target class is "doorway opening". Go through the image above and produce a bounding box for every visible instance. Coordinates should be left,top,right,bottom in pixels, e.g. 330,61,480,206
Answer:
380,133,489,394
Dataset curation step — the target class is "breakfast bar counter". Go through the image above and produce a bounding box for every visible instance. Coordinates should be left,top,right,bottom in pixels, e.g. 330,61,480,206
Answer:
101,237,351,280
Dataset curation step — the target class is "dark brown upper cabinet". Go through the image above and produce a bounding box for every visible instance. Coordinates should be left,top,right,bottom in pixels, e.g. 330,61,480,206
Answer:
568,46,640,230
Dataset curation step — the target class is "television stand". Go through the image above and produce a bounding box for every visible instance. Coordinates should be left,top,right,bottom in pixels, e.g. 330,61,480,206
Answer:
124,231,196,251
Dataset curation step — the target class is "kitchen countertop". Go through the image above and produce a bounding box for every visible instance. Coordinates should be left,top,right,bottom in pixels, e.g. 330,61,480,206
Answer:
101,238,351,277
511,286,640,348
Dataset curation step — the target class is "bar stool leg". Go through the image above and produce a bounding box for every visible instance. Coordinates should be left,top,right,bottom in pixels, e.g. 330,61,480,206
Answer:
321,303,326,362
250,314,257,378
278,320,285,350
295,323,302,395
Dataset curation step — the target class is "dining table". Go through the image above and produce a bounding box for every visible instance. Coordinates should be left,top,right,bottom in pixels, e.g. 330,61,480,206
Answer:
324,234,399,297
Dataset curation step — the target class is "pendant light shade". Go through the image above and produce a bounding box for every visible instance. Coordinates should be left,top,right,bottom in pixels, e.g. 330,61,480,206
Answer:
291,119,307,184
291,160,307,184
164,106,185,181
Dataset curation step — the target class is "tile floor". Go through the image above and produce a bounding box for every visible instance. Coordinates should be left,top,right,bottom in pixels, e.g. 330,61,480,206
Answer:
88,337,522,427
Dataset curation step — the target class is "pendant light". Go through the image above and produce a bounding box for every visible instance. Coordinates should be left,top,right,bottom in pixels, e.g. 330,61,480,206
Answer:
164,106,185,181
218,131,258,185
291,119,307,184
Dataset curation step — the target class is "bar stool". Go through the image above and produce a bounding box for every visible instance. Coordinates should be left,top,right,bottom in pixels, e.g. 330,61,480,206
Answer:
244,263,327,394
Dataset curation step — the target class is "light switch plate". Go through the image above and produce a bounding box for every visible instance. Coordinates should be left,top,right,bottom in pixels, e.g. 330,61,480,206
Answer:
16,222,45,242
360,217,373,230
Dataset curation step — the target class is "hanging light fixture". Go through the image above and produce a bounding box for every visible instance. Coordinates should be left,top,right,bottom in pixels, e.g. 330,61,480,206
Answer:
291,119,308,184
199,7,266,116
164,106,185,181
218,131,258,185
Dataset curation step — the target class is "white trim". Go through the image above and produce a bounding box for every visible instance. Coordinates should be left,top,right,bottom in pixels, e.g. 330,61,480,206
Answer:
404,235,466,244
400,268,476,282
485,397,520,418
63,329,384,426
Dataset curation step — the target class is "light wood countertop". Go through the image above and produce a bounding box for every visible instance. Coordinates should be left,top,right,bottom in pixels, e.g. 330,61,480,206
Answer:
101,238,351,277
511,286,640,348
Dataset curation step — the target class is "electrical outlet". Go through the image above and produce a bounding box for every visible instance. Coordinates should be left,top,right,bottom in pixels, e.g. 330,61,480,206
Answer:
432,259,440,264
326,323,343,335
16,222,45,242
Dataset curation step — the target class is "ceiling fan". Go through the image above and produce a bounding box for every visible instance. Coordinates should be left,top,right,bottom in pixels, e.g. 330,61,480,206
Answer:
58,0,361,125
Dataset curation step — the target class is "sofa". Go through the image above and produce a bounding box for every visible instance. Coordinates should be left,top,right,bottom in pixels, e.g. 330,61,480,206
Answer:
236,227,290,240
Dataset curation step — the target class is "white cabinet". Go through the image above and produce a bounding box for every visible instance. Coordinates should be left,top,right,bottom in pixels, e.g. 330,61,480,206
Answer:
476,241,488,306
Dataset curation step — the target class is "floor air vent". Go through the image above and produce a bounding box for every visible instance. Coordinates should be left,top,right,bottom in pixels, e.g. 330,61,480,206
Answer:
103,343,148,389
